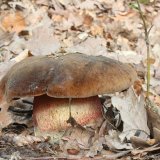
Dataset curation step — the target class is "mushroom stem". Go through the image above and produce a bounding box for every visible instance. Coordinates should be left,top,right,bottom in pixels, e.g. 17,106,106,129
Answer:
67,98,82,128
68,97,72,120
33,95,103,132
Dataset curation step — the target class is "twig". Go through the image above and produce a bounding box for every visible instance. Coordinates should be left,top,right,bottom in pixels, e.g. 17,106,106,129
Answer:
103,150,131,159
136,0,151,99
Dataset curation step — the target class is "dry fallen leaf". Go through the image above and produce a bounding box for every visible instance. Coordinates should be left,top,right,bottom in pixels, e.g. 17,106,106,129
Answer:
67,37,107,56
2,134,49,146
147,107,160,131
90,25,104,36
14,135,48,146
102,150,131,159
105,130,132,150
86,137,105,157
67,148,80,155
133,80,143,96
144,57,156,65
26,26,60,55
107,51,143,64
62,127,94,149
0,101,13,134
155,67,160,80
8,35,26,53
153,12,160,29
111,88,150,141
131,144,160,156
0,28,14,48
77,0,101,10
153,85,160,95
83,14,93,26
0,0,160,159
1,12,26,33
11,49,29,62
153,127,160,142
130,136,155,148
0,61,15,80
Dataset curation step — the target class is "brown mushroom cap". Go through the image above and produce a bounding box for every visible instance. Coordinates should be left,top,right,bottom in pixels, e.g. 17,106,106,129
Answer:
1,53,137,101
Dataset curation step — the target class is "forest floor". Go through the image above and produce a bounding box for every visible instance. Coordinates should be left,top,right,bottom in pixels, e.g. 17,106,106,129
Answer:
0,0,160,159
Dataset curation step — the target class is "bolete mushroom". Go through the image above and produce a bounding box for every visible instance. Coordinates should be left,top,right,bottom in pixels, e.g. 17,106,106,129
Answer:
0,53,137,134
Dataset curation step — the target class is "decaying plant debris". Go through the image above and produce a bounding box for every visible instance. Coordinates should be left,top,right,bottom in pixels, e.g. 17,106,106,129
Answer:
0,0,160,159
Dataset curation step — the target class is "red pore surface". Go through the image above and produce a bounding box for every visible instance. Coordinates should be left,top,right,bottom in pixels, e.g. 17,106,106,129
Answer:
33,95,102,132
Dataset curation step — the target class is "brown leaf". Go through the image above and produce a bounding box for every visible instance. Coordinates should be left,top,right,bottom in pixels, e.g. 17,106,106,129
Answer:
1,12,26,33
131,136,155,148
52,14,64,22
62,127,94,149
112,88,149,141
133,80,143,96
26,26,60,56
83,14,93,26
144,58,156,65
90,25,104,36
13,134,49,146
67,148,80,155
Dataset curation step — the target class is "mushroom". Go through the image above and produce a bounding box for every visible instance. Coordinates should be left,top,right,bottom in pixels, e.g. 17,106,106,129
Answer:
0,53,137,134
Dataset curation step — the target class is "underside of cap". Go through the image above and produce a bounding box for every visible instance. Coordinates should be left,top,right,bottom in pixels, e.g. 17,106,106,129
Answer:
1,53,137,101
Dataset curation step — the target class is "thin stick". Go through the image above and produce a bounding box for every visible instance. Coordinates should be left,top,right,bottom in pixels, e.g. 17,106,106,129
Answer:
136,0,151,99
69,97,72,118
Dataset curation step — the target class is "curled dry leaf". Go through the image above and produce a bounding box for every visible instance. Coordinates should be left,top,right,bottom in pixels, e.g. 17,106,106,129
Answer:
11,49,29,62
131,144,160,156
67,37,107,56
111,88,150,141
12,134,49,146
0,101,13,133
0,28,14,48
105,130,132,150
57,0,73,6
83,14,93,26
86,137,105,157
90,25,104,36
76,0,101,10
133,80,143,96
62,127,93,149
1,12,26,33
144,57,156,65
0,61,15,80
150,95,160,108
147,107,160,132
107,51,143,64
67,148,80,155
2,133,49,146
10,151,21,160
153,12,160,29
64,139,80,155
102,150,131,159
26,26,60,55
130,136,156,149
8,34,26,53
153,85,160,95
155,67,160,80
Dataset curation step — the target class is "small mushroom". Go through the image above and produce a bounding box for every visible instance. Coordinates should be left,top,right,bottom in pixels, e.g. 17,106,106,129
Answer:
0,53,137,133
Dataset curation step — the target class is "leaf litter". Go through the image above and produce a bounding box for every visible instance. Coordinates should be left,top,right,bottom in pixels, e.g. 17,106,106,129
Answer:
0,0,160,159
